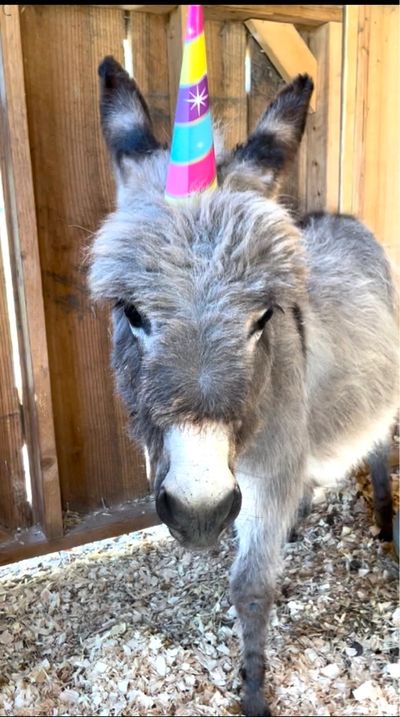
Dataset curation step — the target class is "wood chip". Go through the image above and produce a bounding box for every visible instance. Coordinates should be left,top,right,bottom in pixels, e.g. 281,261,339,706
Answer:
0,468,398,716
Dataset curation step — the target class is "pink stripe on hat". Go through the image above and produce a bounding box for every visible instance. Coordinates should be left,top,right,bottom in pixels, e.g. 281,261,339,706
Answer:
165,147,217,199
185,4,204,41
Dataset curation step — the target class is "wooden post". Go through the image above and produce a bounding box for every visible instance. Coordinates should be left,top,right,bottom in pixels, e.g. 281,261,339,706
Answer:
0,6,63,538
299,22,342,212
206,19,247,151
339,5,358,216
0,199,29,530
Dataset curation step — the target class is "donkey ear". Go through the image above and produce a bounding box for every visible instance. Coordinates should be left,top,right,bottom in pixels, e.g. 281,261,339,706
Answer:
98,56,165,186
219,74,314,196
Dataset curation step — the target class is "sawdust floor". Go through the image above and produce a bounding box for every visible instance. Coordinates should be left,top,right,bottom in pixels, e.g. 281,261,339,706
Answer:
0,473,399,717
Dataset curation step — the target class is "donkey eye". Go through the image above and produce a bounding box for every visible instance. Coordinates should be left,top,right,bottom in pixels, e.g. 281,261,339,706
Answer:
256,307,274,331
252,307,274,335
124,303,143,328
115,301,150,335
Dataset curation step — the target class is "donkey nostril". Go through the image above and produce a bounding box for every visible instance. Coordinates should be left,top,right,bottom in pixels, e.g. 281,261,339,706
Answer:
156,486,179,528
225,484,242,525
156,486,169,524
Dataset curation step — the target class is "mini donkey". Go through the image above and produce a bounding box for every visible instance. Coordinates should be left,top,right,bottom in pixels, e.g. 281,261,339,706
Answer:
89,56,399,716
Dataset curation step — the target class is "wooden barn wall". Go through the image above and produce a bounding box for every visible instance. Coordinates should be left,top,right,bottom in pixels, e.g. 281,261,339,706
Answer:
1,4,398,563
0,5,64,541
20,5,149,513
18,5,297,520
341,5,399,269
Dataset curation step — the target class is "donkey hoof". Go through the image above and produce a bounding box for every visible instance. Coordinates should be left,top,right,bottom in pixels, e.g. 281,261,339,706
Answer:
242,691,272,717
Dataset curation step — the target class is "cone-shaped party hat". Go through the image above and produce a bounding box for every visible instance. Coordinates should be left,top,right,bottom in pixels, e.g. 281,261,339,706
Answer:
165,5,217,202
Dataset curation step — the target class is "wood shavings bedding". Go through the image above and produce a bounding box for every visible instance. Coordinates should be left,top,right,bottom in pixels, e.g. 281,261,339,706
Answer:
0,473,398,717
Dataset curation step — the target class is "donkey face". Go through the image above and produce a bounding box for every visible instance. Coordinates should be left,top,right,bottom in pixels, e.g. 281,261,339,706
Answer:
89,57,312,549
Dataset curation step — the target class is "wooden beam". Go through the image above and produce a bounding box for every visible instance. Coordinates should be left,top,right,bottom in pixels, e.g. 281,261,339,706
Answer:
0,500,159,567
0,6,63,539
114,4,176,13
95,5,343,26
300,22,342,212
246,20,317,111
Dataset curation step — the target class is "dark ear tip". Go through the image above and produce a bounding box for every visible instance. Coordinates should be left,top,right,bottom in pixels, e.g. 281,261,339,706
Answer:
292,73,314,96
98,55,126,80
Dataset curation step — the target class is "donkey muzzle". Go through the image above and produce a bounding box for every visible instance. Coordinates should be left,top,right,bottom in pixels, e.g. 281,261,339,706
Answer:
156,480,242,549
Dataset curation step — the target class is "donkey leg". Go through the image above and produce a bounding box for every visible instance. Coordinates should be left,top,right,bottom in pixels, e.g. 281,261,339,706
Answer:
288,482,314,542
231,542,274,716
231,474,295,717
368,441,393,541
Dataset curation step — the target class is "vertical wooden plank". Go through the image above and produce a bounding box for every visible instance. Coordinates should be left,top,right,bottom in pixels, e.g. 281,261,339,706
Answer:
0,6,62,536
20,5,148,513
130,11,171,142
302,22,342,212
0,215,28,530
205,19,247,151
339,5,359,215
341,6,399,266
364,5,399,267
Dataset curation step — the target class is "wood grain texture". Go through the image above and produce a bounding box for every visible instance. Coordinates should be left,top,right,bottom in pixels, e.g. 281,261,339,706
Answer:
339,5,358,216
20,5,148,513
130,11,171,143
206,19,247,151
0,235,28,530
246,20,317,111
0,499,158,567
0,5,63,538
301,22,342,212
95,5,343,26
340,6,399,267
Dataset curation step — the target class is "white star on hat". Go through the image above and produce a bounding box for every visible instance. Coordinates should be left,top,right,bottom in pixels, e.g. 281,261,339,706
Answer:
185,86,208,117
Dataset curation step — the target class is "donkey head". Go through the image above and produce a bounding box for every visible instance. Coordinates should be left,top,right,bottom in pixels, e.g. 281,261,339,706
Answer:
89,56,313,549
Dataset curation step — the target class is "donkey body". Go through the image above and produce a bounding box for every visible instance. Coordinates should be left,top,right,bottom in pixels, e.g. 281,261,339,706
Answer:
89,57,398,716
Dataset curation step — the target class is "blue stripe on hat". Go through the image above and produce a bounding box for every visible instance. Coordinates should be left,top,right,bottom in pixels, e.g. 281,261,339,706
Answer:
170,111,214,165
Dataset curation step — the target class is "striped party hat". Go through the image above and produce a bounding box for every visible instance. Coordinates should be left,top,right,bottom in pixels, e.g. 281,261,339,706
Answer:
165,5,217,203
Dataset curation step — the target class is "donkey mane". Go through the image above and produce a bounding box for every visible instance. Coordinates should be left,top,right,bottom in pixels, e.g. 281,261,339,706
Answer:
90,189,307,314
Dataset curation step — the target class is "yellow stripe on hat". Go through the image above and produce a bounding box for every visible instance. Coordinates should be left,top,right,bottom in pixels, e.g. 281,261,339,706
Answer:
179,33,207,87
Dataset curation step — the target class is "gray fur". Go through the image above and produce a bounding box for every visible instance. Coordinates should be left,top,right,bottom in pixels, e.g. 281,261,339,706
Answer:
89,59,399,717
